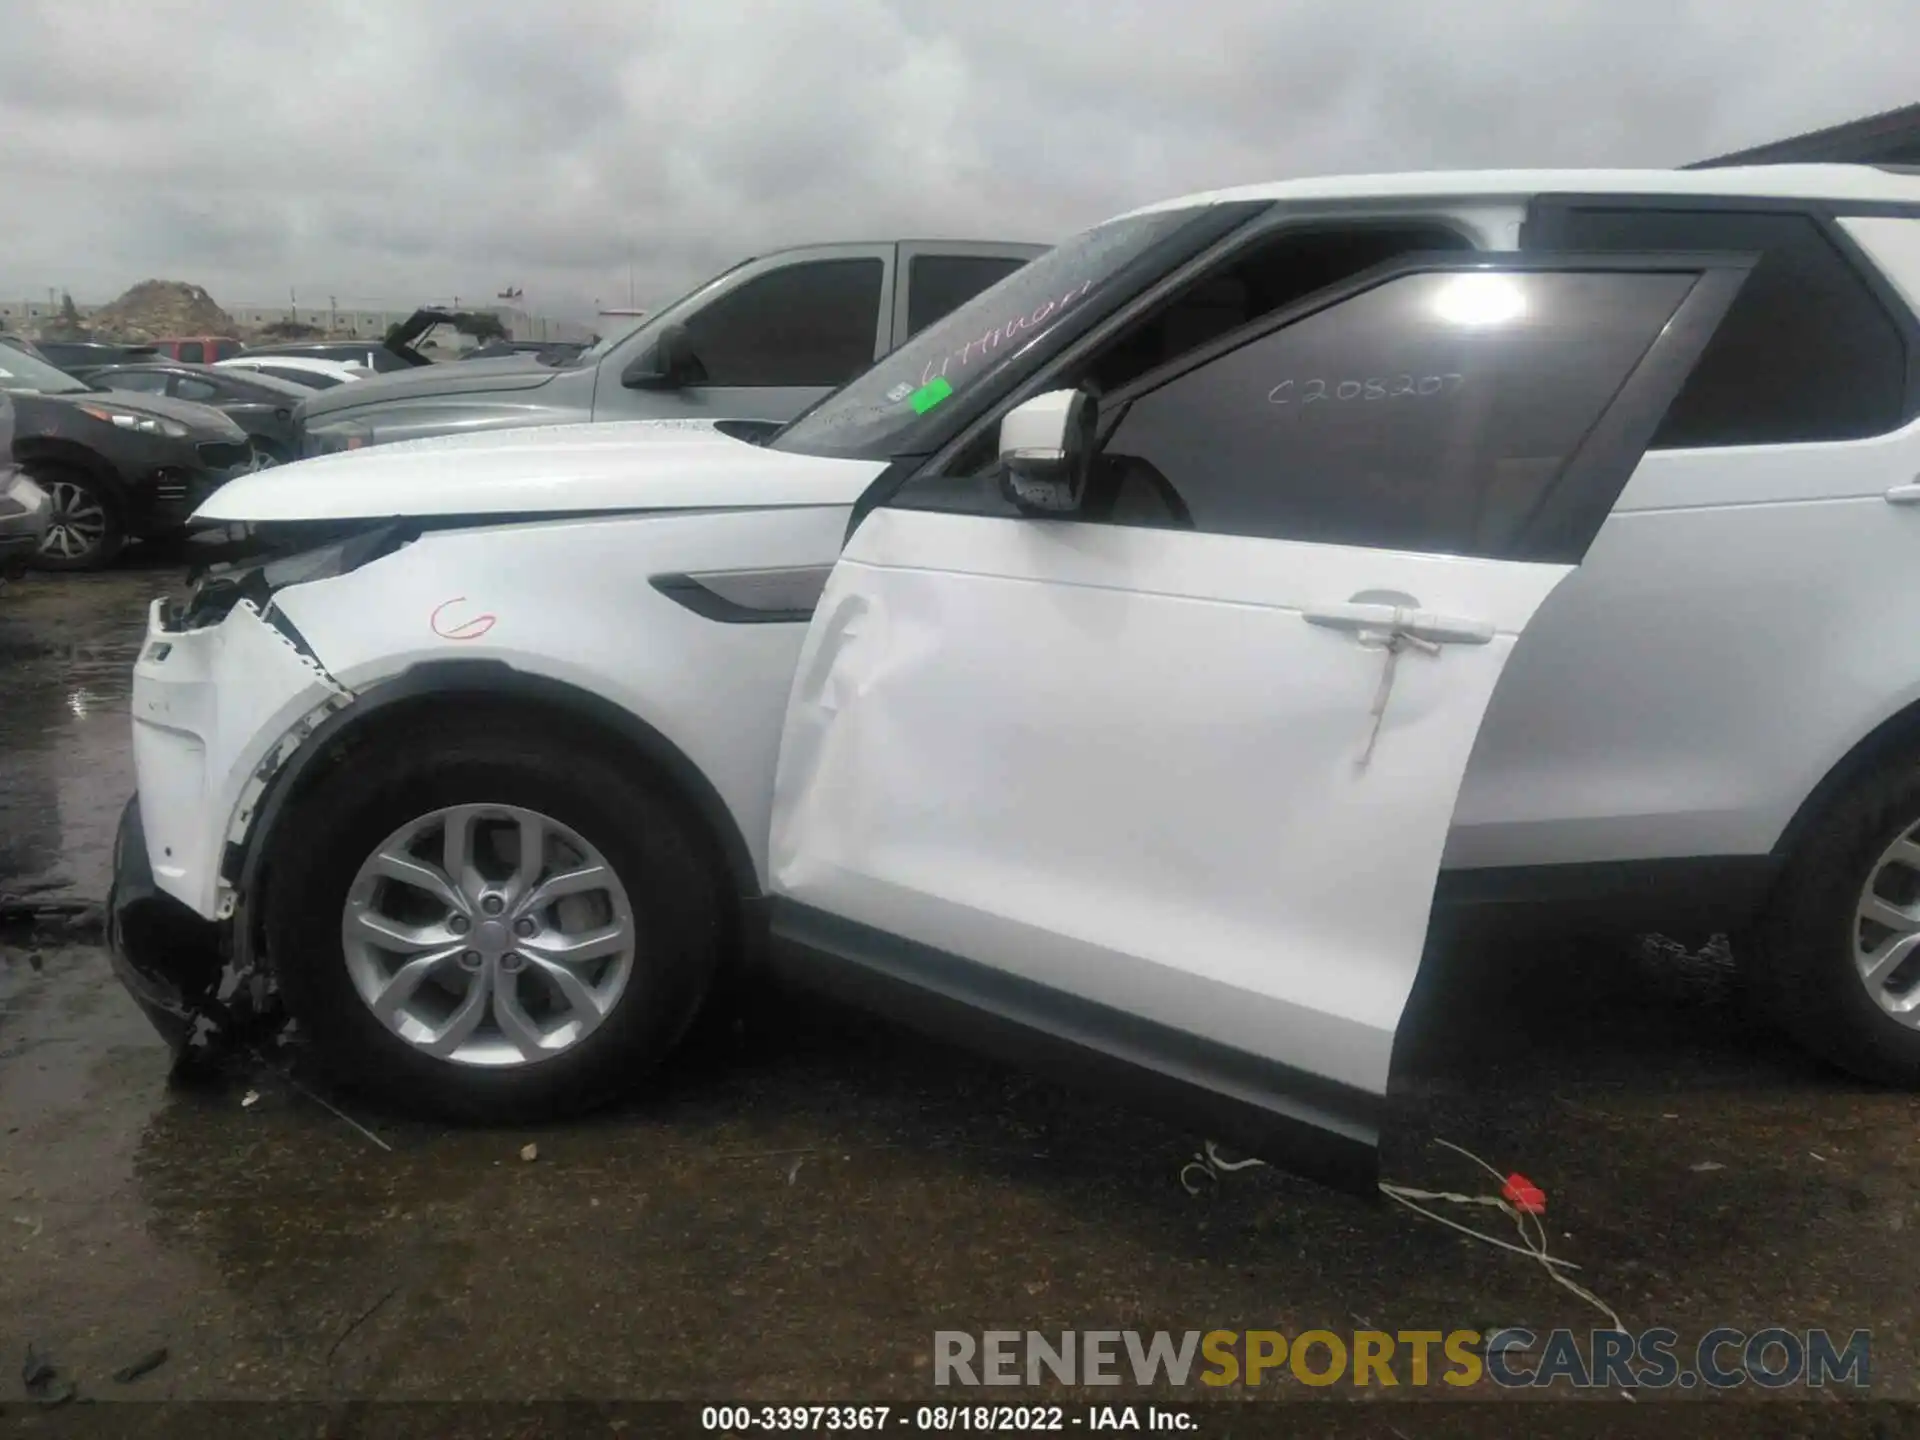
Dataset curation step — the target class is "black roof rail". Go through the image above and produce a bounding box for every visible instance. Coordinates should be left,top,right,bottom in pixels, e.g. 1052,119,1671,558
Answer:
1687,101,1920,169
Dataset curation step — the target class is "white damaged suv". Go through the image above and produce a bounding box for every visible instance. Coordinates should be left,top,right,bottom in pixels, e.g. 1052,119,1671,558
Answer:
109,165,1920,1189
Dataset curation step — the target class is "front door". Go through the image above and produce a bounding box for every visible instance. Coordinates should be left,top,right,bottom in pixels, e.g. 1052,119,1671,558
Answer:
767,253,1750,1187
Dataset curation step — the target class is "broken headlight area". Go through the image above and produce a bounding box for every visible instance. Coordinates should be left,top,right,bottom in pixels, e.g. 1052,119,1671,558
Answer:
169,518,418,631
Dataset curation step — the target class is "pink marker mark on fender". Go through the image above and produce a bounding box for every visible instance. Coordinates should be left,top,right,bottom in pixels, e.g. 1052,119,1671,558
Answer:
430,597,496,641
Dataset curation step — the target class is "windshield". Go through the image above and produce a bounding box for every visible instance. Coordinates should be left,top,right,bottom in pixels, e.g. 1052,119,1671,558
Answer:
771,206,1222,459
0,344,92,395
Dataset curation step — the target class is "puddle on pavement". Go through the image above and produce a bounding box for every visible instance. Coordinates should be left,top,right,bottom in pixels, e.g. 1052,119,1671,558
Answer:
0,566,176,905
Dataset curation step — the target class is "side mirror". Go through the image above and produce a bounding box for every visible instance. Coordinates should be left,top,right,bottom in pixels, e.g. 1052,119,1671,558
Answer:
621,322,698,390
997,388,1096,515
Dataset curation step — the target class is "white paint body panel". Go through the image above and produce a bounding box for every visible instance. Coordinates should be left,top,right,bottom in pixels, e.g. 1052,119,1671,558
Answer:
132,598,344,917
216,356,368,385
769,510,1571,1098
276,507,857,885
1451,215,1920,869
195,419,886,524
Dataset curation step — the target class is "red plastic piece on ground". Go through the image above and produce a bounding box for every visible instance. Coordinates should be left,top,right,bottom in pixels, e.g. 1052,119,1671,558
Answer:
1502,1173,1547,1215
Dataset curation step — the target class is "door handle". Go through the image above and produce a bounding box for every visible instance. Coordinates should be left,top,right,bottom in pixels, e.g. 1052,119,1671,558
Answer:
1885,483,1920,506
1303,601,1495,647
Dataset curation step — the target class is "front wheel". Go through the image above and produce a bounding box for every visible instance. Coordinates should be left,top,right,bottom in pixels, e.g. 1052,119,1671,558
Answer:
264,714,727,1121
1754,756,1920,1085
30,466,124,571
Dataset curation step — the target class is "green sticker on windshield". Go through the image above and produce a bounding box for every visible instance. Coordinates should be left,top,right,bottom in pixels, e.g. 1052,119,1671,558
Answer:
909,376,953,414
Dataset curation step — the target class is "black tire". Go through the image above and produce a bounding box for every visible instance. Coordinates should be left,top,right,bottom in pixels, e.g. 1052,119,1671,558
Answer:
263,712,727,1122
1754,755,1920,1086
28,464,125,571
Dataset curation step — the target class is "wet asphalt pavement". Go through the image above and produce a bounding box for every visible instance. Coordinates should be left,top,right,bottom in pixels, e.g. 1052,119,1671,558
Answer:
2,557,1917,1430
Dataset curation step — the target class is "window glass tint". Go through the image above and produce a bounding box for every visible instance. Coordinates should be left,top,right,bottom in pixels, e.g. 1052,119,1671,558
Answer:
906,255,1028,337
1089,269,1696,559
681,258,883,387
1541,207,1907,446
176,341,205,363
172,375,220,403
212,339,244,360
103,370,168,394
1084,223,1475,397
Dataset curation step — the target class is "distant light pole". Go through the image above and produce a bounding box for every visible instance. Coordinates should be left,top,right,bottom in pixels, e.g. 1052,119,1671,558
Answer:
329,296,337,333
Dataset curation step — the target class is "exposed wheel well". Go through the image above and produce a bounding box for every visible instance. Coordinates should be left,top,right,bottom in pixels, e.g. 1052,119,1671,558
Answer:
1774,698,1920,872
14,440,124,500
243,664,763,967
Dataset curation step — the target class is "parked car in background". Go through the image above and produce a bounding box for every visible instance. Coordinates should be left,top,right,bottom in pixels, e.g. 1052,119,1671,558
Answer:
0,342,256,569
84,362,309,465
216,355,369,390
242,338,416,374
31,340,161,378
147,336,246,364
0,393,51,577
464,339,589,364
109,165,1920,1192
292,241,1046,453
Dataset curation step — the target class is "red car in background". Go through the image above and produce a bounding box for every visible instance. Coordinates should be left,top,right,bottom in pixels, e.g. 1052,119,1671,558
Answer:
148,336,245,363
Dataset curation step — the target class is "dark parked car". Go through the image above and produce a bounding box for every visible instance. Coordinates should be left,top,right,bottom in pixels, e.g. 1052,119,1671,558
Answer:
85,362,309,465
32,340,162,378
0,392,51,576
0,344,258,570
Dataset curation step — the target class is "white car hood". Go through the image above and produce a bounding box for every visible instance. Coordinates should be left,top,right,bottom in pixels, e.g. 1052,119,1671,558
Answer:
195,419,888,523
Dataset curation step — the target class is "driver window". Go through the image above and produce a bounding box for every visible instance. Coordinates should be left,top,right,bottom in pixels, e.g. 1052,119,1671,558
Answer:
904,221,1476,517
679,258,884,388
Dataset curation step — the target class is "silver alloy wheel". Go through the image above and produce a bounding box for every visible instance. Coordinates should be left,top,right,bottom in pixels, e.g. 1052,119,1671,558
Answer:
1854,821,1920,1028
341,803,637,1067
39,480,107,560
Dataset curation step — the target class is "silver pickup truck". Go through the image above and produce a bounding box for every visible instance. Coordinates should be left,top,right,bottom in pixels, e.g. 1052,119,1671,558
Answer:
294,240,1047,454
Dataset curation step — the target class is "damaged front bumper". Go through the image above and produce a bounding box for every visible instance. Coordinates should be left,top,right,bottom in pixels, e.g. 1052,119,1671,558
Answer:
107,793,234,1053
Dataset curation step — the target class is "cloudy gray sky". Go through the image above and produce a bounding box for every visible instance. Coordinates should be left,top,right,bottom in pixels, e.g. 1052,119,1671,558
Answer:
1,0,1911,321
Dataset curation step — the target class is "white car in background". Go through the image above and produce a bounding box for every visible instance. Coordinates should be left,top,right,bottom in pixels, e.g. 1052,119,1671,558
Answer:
216,355,370,390
108,164,1920,1189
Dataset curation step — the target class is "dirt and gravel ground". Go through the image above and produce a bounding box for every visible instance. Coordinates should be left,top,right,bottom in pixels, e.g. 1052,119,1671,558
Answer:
1,557,1915,1435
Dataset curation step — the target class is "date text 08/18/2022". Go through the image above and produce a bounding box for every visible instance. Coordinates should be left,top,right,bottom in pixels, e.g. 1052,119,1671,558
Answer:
701,1406,1192,1432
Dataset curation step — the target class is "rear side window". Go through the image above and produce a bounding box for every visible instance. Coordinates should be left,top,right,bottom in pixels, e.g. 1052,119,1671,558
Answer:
173,375,221,403
103,371,168,394
1090,268,1700,561
1532,206,1909,446
906,255,1028,337
680,258,883,388
176,341,205,363
212,339,244,361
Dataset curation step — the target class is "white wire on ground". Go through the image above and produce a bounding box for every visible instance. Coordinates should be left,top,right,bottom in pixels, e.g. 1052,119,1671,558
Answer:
1184,1134,1623,1333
